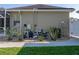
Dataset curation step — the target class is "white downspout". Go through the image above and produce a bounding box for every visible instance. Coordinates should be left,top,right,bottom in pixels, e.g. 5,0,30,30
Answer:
4,9,6,36
19,10,22,38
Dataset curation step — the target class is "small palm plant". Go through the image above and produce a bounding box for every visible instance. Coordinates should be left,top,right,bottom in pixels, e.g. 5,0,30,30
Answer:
6,27,23,41
12,28,23,41
6,28,13,41
48,27,61,41
16,32,23,41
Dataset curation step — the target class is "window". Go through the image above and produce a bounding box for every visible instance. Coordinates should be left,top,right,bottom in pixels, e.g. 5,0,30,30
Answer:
14,20,20,26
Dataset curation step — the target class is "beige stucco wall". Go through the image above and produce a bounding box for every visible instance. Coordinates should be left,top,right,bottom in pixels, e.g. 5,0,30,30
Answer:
21,12,33,28
37,12,69,37
10,11,69,38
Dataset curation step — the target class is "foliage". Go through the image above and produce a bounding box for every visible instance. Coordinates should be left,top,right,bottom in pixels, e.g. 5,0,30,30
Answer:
6,27,23,41
38,29,45,41
48,27,61,40
38,36,45,41
16,32,23,41
6,28,13,40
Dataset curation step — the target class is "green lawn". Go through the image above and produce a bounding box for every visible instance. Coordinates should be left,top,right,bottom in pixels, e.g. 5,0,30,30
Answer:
0,46,79,55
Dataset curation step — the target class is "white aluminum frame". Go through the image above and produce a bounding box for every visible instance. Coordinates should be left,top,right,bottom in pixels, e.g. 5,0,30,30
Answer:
1,8,74,36
6,9,74,12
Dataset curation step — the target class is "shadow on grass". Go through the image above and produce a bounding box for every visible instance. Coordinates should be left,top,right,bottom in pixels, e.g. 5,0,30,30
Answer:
17,43,56,55
17,43,79,55
17,46,57,55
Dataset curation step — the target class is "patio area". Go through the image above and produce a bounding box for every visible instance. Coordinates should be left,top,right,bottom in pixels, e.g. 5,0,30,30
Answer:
0,38,79,48
23,38,79,47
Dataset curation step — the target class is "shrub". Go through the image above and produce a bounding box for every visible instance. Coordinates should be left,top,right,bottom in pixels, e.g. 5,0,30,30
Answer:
38,36,45,41
6,28,13,41
6,28,23,41
17,32,23,41
38,29,45,41
48,27,61,40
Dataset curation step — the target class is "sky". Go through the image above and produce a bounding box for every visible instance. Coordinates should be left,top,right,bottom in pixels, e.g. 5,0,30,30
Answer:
0,4,79,18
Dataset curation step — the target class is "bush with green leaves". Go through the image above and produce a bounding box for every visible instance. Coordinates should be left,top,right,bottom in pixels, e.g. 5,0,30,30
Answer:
38,36,45,41
16,32,23,41
6,27,23,41
6,28,13,41
48,27,61,40
38,29,45,41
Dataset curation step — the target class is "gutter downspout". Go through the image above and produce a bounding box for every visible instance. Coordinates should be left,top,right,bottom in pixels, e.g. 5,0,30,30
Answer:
4,9,6,36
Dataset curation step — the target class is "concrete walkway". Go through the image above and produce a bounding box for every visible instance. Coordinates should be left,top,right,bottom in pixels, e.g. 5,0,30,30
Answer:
24,38,79,47
0,42,25,48
0,38,79,48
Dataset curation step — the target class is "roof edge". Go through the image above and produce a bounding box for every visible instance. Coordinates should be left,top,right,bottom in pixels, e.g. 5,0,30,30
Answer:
7,4,75,11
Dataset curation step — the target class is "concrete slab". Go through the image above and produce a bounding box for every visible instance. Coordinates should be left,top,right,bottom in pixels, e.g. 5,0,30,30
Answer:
0,38,79,48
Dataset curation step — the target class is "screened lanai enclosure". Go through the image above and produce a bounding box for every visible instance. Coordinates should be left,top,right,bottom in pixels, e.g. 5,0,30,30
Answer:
0,9,40,39
0,9,70,40
9,10,41,39
0,9,10,36
0,4,74,41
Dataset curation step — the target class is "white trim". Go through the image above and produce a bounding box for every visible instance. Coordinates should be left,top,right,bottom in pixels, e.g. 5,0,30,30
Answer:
6,9,74,12
19,10,22,38
4,9,6,36
14,14,16,21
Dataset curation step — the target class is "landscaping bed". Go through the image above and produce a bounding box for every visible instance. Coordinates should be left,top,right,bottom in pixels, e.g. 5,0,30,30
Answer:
0,46,79,55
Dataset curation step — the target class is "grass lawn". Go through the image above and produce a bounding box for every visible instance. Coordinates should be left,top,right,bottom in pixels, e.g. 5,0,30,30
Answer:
0,46,79,55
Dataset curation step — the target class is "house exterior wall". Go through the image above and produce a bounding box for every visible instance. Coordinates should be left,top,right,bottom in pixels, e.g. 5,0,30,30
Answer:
21,12,33,30
10,11,69,38
10,12,21,32
37,12,69,38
